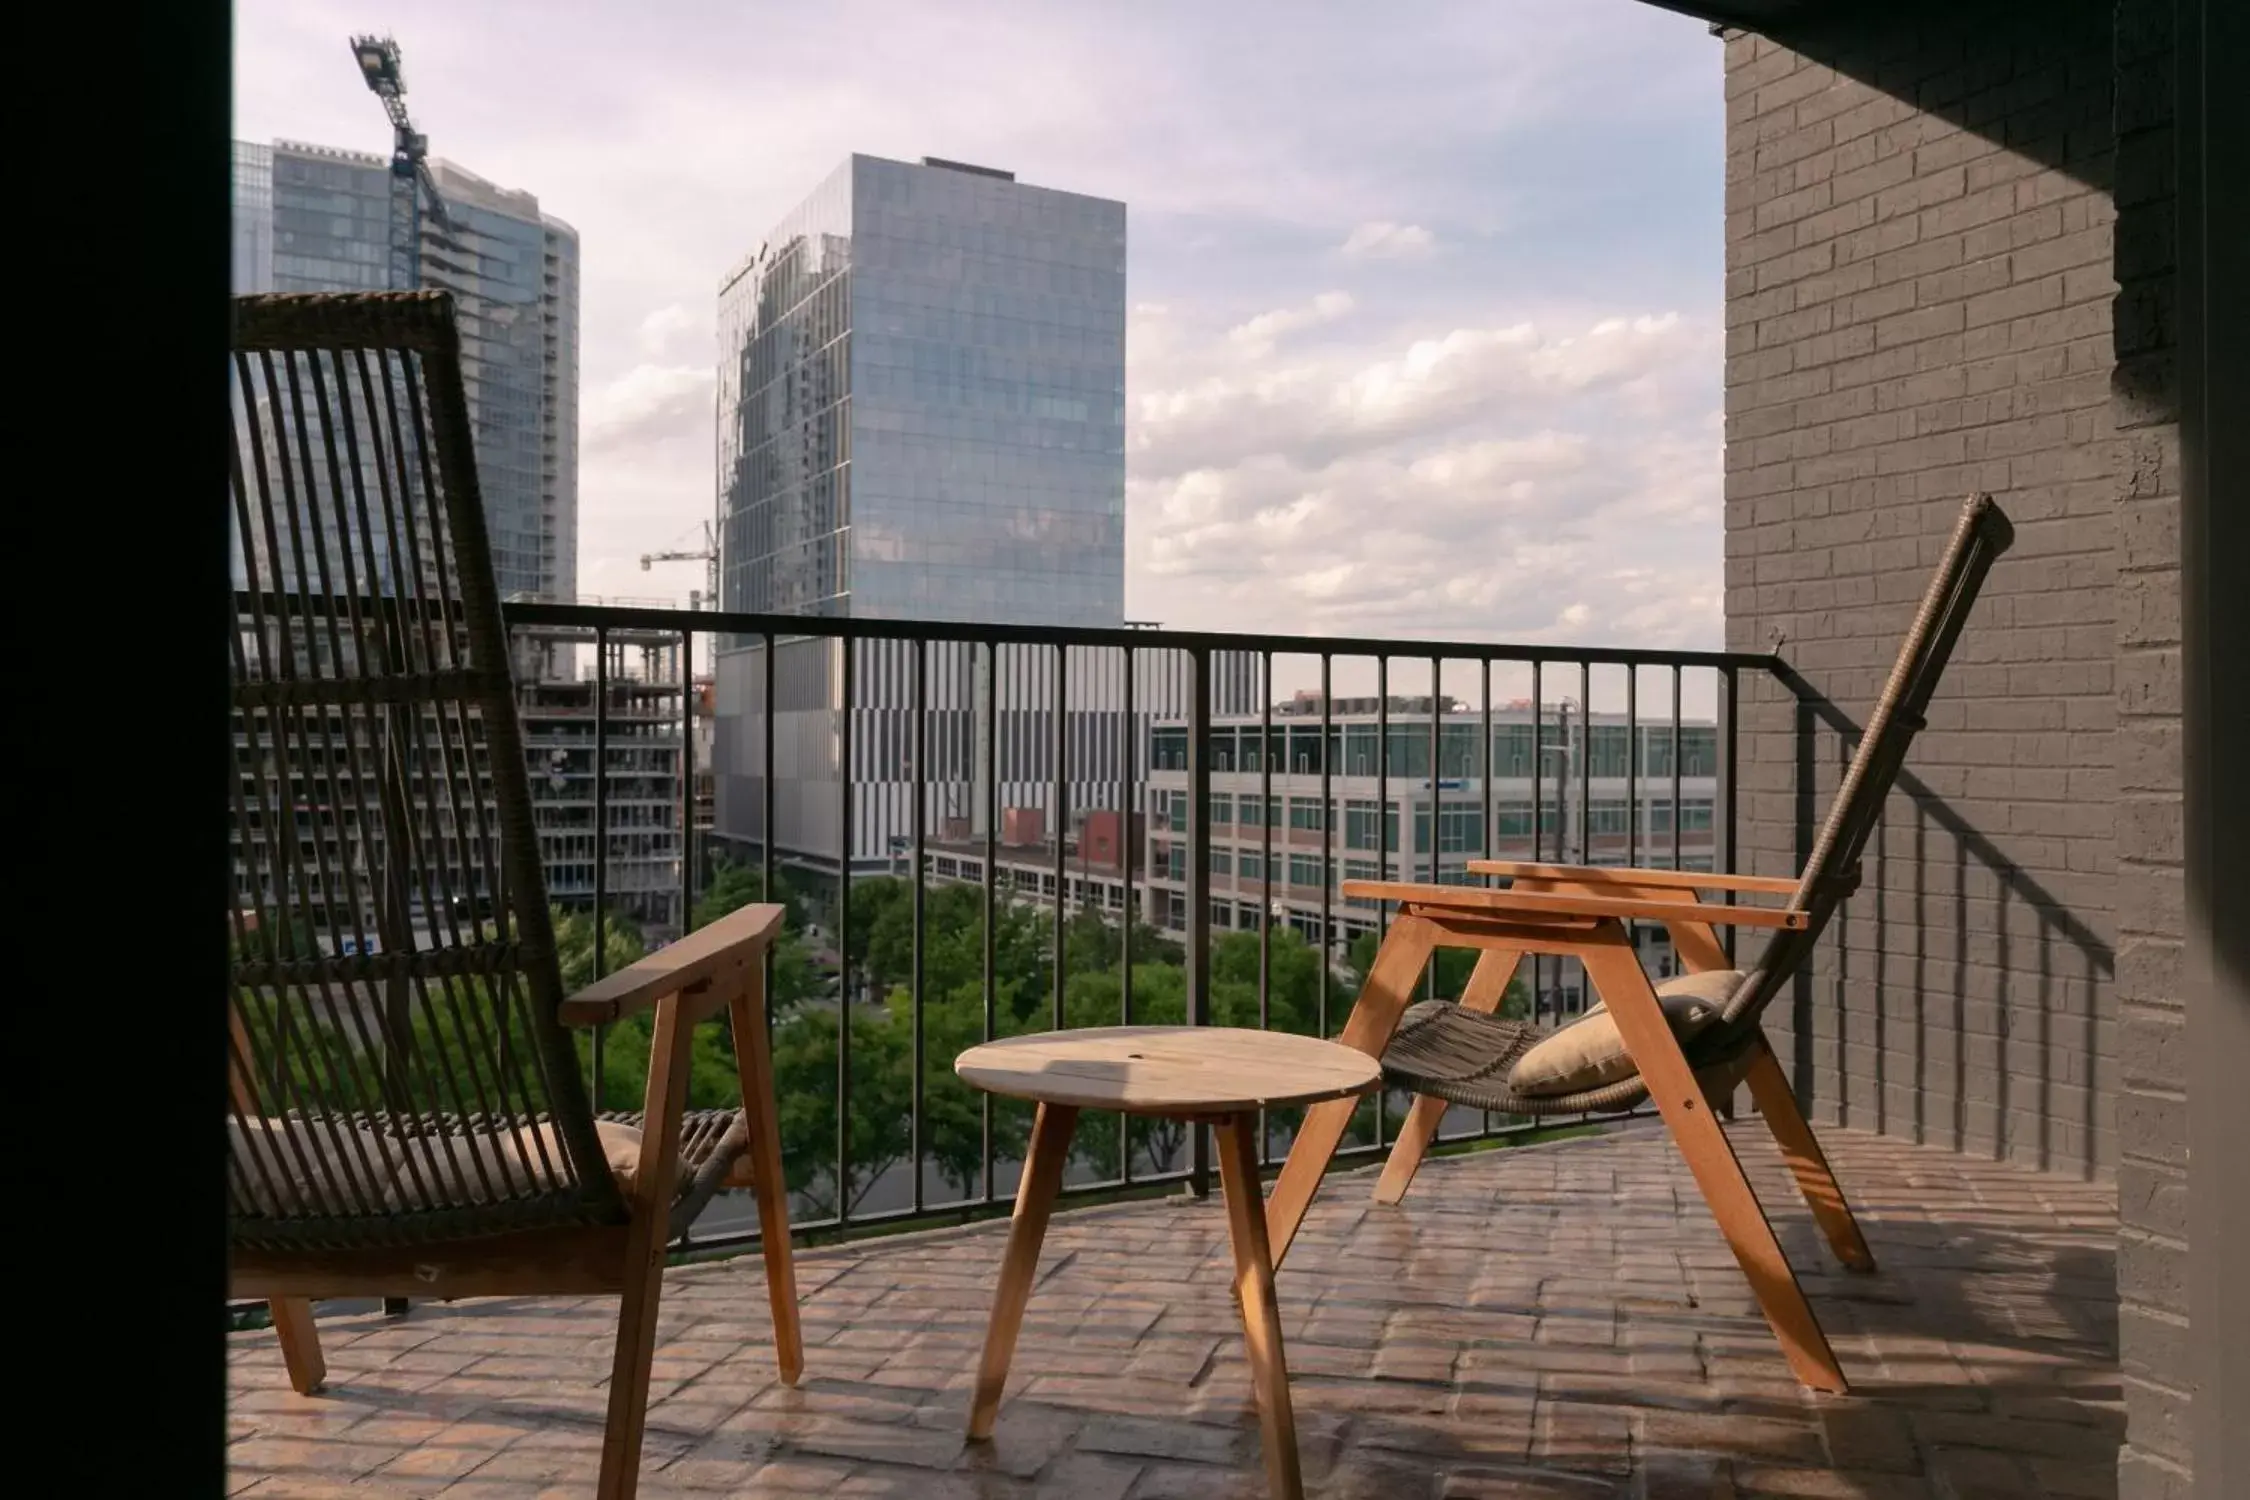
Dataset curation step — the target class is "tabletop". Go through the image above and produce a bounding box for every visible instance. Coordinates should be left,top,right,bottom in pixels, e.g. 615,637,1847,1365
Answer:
954,1026,1382,1115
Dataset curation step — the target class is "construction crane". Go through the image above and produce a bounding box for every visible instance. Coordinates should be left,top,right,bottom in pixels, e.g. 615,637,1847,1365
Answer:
350,35,454,291
641,520,720,610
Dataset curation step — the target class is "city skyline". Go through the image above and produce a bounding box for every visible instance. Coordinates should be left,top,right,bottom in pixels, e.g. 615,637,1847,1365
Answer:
230,0,1723,652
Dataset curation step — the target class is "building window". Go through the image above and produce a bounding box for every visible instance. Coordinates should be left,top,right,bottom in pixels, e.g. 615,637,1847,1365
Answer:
1238,850,1264,882
1152,727,1188,771
1210,793,1233,827
1166,846,1186,880
1209,847,1232,875
1343,800,1401,851
1383,726,1432,779
1288,797,1326,831
1437,804,1482,853
1440,722,1480,778
1587,724,1633,779
1287,854,1323,889
1344,724,1379,775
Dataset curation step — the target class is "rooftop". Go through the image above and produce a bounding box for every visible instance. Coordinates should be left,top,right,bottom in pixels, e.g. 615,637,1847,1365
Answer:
226,1121,2117,1498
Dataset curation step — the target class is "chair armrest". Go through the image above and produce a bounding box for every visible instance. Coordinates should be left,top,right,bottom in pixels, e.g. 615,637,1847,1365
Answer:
1465,859,1802,896
559,903,784,1027
1341,880,1808,930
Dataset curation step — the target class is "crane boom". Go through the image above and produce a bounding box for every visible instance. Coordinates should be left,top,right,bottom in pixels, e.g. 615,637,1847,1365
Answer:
639,521,720,607
350,35,453,292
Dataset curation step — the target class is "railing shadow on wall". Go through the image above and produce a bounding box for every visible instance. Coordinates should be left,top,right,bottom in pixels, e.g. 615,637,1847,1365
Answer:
1769,663,2115,1179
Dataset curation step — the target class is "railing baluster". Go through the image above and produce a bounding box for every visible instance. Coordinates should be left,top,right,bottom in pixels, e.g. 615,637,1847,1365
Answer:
1119,643,1134,1182
1722,664,1739,966
1258,650,1273,1164
981,639,998,1204
836,637,854,1227
1530,659,1544,1028
1627,664,1640,875
1479,655,1496,1137
590,624,608,1106
680,629,695,940
1671,664,1685,872
911,638,927,1216
1318,653,1333,1040
1052,644,1068,1033
1375,654,1389,1151
1186,646,1211,1197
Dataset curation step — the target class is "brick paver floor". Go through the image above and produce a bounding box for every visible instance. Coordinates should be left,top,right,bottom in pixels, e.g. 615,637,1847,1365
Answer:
228,1120,2121,1498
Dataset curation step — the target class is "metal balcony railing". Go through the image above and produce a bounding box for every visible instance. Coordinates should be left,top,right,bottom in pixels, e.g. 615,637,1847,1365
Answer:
495,598,1781,1254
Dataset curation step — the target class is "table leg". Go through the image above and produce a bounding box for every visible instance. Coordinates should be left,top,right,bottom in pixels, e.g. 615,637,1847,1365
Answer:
1215,1112,1305,1500
968,1100,1077,1441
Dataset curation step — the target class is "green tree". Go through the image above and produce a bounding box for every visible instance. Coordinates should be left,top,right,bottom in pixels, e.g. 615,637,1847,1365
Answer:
765,999,913,1220
693,855,808,933
690,857,823,1010
551,906,645,993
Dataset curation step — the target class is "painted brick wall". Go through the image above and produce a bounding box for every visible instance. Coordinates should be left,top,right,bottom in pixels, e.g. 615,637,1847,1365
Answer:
2107,0,2190,1491
1722,3,2121,1179
1723,3,2195,1492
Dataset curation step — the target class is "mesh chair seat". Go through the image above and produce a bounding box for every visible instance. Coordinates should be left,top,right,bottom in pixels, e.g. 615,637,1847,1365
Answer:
1381,998,1763,1118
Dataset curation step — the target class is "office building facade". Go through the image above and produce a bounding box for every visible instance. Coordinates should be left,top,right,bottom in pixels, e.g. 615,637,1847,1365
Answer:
711,155,1142,873
716,153,1126,626
1145,700,1724,1003
230,139,581,606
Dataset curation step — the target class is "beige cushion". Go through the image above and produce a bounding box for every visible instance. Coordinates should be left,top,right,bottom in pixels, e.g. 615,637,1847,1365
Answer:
228,1116,408,1217
385,1119,643,1209
1507,970,1744,1099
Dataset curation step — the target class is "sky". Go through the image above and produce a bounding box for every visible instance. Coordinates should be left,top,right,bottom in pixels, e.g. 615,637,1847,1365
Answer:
233,0,1725,655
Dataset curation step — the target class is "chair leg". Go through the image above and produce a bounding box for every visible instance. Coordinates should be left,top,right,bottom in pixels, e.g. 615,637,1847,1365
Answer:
1265,915,1438,1272
1581,938,1848,1395
1744,1035,1876,1272
597,992,696,1500
969,1101,1077,1441
269,1298,326,1394
730,968,804,1384
1373,946,1520,1206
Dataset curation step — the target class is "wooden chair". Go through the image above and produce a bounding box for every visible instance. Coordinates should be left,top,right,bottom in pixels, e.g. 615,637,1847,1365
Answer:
1261,493,2014,1395
226,291,801,1499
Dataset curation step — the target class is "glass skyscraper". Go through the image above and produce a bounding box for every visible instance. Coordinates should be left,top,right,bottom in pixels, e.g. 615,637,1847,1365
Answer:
230,140,581,606
717,154,1126,628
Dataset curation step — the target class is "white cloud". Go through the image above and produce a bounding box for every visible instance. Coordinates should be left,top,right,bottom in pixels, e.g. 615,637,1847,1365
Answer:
635,303,698,358
1124,306,1722,648
1340,220,1437,260
585,364,713,454
1226,291,1355,357
1131,311,1704,482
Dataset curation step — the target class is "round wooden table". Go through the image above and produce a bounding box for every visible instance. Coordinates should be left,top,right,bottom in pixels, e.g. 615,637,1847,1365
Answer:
954,1026,1382,1500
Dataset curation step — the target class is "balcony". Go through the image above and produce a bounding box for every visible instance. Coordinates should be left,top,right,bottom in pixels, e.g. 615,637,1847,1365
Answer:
226,595,2129,1494
228,1117,2118,1497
